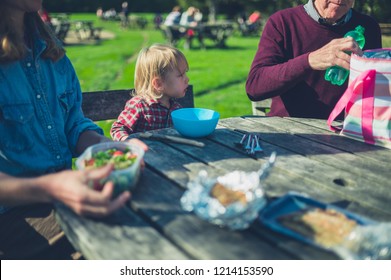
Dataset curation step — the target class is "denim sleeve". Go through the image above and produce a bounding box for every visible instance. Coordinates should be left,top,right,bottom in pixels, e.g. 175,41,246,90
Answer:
64,59,103,157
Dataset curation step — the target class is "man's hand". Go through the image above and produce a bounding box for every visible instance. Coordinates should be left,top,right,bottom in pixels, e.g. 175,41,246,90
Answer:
308,37,363,71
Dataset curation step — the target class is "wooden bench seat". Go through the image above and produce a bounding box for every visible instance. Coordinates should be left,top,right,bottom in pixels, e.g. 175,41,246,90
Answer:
160,25,186,46
52,20,71,43
380,23,391,36
73,21,102,40
82,85,194,121
251,99,271,116
128,16,148,29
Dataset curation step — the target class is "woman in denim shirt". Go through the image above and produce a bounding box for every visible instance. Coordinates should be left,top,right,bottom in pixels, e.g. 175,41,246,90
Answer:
0,0,146,259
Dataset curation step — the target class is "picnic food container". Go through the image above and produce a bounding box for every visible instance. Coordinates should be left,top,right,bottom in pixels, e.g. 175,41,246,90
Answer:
258,192,391,259
181,170,267,230
180,153,276,230
171,108,220,138
259,192,373,247
76,141,144,197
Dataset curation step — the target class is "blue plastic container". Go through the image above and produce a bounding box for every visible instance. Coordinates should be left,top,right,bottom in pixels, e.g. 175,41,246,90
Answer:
171,108,220,138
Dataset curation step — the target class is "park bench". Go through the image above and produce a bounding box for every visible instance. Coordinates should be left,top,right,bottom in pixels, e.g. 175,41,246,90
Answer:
251,99,271,116
51,20,71,43
160,25,187,46
236,18,263,37
73,21,103,40
380,23,391,36
82,85,194,121
128,15,148,29
50,14,71,43
201,21,235,48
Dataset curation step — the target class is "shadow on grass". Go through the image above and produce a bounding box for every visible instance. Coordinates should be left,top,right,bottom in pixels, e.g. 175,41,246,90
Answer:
195,78,246,97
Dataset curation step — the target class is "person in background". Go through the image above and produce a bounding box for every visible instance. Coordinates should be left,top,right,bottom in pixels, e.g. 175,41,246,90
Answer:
96,7,103,19
164,6,182,26
194,8,203,23
237,10,262,36
246,0,382,119
38,6,54,32
247,10,262,31
0,0,147,259
163,6,183,45
153,13,163,29
248,10,262,24
38,7,51,25
120,1,129,28
111,44,190,141
180,6,204,49
180,6,199,27
103,8,117,20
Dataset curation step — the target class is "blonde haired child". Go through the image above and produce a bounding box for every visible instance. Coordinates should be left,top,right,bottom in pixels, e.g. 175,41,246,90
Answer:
111,43,189,141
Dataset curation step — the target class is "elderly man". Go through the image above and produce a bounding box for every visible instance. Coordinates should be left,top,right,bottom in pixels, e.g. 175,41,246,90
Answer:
246,0,382,119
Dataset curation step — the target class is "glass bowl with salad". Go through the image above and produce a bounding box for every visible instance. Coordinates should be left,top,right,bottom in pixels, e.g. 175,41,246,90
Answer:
75,141,145,197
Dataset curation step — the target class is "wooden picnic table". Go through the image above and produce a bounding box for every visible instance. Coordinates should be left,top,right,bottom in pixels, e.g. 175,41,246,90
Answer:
200,21,235,47
162,21,234,49
55,116,391,260
51,18,71,43
71,20,102,40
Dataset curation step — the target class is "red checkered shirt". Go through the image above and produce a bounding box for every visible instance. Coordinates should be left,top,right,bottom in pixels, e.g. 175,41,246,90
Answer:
110,96,182,141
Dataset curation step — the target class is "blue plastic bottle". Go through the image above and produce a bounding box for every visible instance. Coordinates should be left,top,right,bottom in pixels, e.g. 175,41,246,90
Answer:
324,25,366,86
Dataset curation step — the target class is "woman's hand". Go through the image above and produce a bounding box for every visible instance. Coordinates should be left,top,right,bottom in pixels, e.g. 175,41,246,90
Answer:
42,164,130,217
308,37,363,71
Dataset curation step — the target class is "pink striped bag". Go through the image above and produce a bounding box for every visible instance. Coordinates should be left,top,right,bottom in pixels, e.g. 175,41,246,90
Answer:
328,49,391,149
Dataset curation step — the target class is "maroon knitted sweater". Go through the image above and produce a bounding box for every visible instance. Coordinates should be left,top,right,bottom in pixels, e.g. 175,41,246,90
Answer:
246,6,382,119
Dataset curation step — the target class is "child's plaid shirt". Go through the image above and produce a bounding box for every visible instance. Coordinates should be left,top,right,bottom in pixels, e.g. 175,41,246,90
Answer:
110,96,182,141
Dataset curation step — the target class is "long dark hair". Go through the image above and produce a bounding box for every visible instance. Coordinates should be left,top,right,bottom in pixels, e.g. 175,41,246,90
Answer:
0,12,65,63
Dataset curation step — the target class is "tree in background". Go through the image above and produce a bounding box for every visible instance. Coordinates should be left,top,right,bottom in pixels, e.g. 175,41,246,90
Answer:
355,0,390,21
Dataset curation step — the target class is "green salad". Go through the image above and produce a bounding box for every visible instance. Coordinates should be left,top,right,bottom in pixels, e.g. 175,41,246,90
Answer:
84,148,137,170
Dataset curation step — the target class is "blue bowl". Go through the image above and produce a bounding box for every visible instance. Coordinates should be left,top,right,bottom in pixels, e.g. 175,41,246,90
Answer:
171,108,220,138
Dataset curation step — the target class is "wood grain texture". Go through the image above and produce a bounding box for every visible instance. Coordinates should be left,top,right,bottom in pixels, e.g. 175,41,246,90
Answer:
56,116,391,260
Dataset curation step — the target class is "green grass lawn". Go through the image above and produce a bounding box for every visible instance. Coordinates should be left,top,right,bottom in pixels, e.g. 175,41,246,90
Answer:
65,13,391,126
65,13,259,120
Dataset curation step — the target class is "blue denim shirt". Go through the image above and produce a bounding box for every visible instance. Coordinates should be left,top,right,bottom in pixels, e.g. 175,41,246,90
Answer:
0,37,102,213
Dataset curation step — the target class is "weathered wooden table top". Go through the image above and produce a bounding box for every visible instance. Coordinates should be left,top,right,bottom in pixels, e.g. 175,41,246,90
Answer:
56,116,391,260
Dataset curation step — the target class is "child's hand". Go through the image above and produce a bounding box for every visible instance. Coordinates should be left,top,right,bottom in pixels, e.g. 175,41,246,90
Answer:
126,138,148,169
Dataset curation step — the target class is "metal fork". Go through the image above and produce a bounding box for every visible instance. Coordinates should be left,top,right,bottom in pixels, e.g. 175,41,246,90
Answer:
238,133,263,155
234,129,264,155
245,134,253,151
253,135,263,152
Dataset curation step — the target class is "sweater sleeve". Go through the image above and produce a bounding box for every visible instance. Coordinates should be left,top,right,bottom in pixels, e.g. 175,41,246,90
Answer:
246,16,313,101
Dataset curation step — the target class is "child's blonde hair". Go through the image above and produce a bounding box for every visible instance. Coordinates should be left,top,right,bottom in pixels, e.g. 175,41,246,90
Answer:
134,43,188,99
